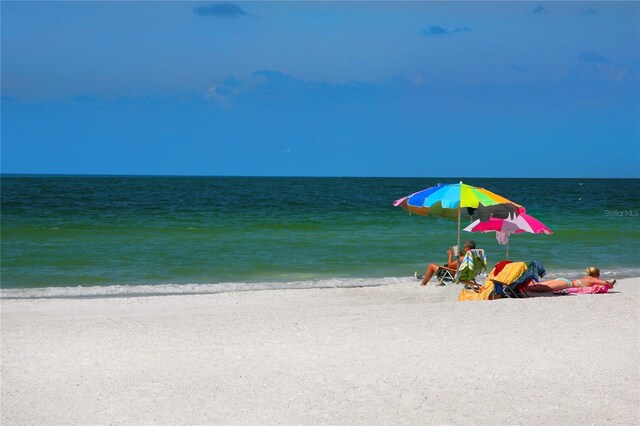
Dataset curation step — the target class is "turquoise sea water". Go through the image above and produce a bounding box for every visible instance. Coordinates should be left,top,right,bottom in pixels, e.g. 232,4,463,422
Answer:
2,176,639,297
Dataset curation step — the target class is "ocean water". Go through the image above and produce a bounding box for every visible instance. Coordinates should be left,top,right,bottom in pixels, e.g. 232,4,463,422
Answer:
2,176,639,298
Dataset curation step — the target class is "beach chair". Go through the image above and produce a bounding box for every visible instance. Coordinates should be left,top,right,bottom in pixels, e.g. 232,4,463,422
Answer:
456,248,488,288
435,266,457,285
492,260,546,298
458,259,546,301
437,248,488,286
423,248,487,286
459,261,524,301
458,259,518,301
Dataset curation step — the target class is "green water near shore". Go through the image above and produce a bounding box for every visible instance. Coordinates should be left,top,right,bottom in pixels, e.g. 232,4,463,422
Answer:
2,176,639,289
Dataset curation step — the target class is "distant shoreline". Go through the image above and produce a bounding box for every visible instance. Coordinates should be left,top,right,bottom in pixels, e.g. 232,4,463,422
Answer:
2,273,638,300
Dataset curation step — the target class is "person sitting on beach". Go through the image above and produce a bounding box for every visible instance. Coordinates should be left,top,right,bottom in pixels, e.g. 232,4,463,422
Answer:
525,266,616,292
419,240,476,286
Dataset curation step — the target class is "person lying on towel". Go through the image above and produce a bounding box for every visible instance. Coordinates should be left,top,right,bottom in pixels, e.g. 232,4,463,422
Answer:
525,266,616,293
419,240,476,287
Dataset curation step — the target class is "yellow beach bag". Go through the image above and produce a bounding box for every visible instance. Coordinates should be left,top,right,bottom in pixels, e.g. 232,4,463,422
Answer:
458,282,498,301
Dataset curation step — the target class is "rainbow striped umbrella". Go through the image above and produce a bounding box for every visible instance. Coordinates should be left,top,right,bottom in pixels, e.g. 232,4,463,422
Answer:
394,181,524,250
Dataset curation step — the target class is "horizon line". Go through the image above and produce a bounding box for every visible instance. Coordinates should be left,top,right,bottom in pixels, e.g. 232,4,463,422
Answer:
1,173,638,180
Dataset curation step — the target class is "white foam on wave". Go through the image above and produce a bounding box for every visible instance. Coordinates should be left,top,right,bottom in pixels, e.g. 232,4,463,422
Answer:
542,268,637,280
0,277,410,299
3,268,638,300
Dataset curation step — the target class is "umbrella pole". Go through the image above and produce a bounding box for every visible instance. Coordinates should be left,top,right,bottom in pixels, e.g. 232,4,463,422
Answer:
456,181,462,255
456,205,461,256
506,240,509,260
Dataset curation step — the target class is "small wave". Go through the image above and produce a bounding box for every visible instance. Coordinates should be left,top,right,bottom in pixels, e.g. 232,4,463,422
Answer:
0,277,410,300
3,269,638,300
541,268,638,280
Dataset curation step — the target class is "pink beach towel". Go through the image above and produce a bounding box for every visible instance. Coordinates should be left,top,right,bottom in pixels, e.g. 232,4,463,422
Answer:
554,285,611,295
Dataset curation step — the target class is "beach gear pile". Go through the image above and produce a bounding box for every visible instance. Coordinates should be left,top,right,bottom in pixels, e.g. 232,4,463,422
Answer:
458,260,545,301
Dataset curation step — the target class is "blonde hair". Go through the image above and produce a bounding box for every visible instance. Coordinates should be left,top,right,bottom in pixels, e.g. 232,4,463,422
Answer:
586,266,600,277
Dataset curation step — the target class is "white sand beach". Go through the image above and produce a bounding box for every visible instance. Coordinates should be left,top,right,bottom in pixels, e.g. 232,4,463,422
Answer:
2,278,639,425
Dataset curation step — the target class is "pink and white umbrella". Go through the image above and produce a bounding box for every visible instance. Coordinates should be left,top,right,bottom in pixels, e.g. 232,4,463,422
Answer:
463,212,552,259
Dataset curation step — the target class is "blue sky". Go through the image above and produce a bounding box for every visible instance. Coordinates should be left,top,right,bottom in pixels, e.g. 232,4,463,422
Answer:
2,1,639,177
